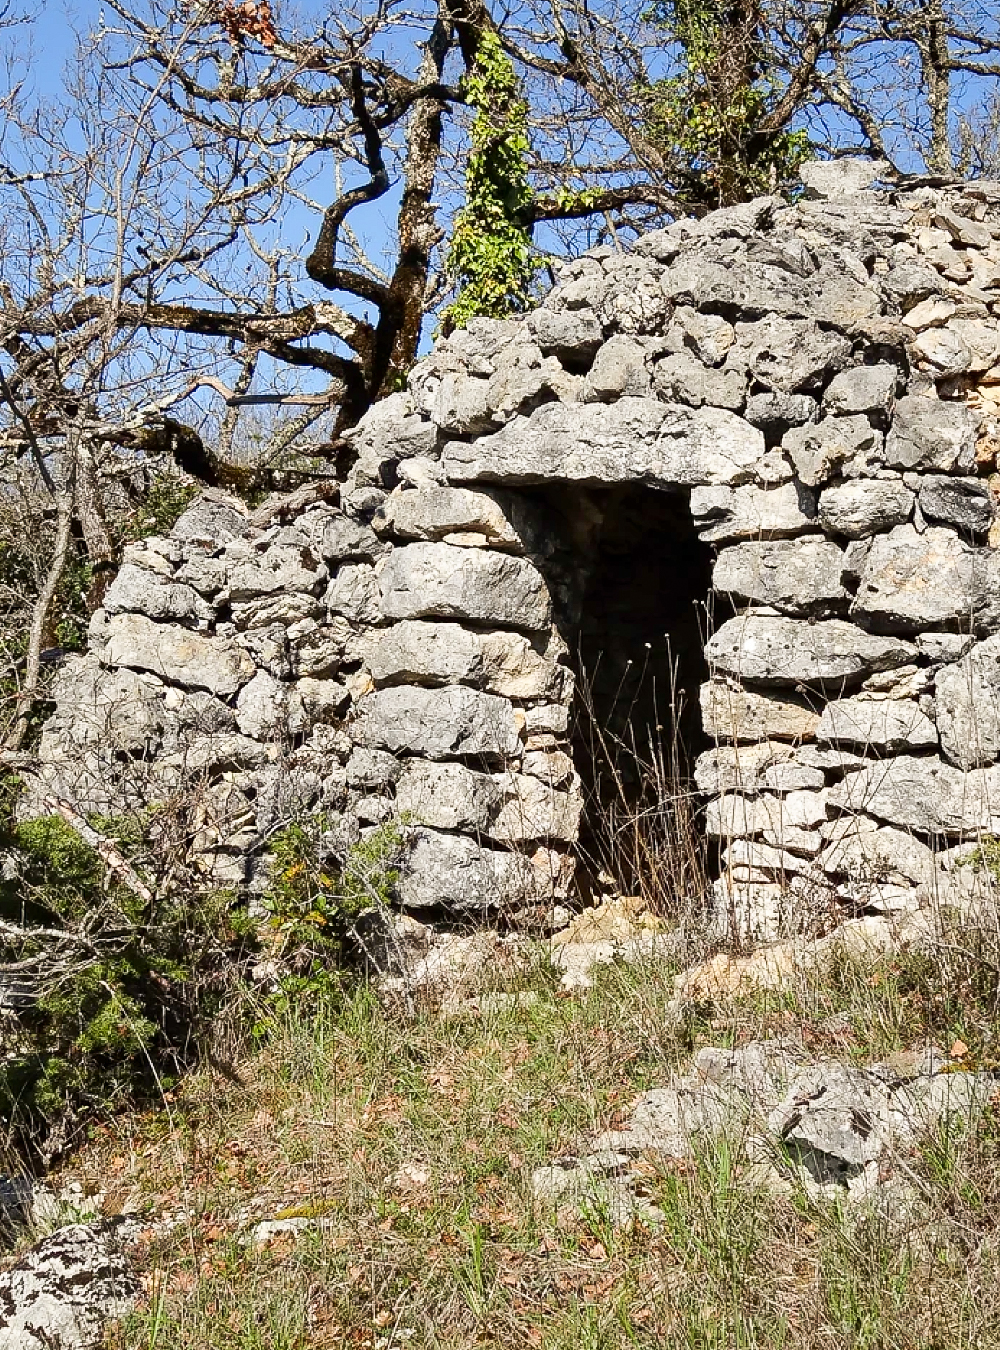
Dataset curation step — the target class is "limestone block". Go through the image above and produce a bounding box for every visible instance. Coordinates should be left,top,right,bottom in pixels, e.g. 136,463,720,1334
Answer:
918,632,976,664
652,352,747,410
799,157,888,198
817,695,938,753
705,615,916,688
884,395,977,473
675,306,736,365
700,679,821,742
489,771,583,843
364,619,482,686
480,631,572,702
326,564,383,625
949,319,1000,372
581,335,652,401
918,476,994,537
293,676,351,727
851,525,982,632
380,542,551,631
293,619,353,678
395,760,502,833
170,494,250,544
691,482,816,543
346,390,439,482
346,747,400,790
527,306,603,363
822,363,898,416
318,513,383,562
831,755,1000,837
430,373,495,435
38,654,166,754
782,416,883,487
712,538,847,614
911,327,972,376
696,745,793,793
235,670,290,740
0,1219,140,1350
352,685,521,761
379,486,535,550
733,316,853,392
881,263,944,308
226,545,327,601
231,593,322,630
723,838,813,877
706,789,830,839
487,345,579,421
174,553,233,595
396,827,539,911
102,613,255,695
935,634,1000,768
817,479,914,537
103,563,213,625
934,206,993,250
443,398,765,489
817,818,936,885
596,255,673,335
744,392,817,433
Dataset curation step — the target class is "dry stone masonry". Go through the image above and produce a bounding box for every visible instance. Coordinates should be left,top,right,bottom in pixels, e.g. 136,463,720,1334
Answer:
30,161,1000,935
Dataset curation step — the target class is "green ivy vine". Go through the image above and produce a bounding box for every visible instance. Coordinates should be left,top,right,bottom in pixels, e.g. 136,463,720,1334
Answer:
443,30,538,331
641,0,810,205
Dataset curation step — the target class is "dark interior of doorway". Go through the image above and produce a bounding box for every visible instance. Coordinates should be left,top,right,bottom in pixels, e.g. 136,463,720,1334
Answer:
568,486,720,909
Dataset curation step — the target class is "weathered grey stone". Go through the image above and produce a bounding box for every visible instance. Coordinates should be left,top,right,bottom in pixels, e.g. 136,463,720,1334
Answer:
652,352,747,410
675,307,736,365
364,619,482,686
352,686,521,761
852,525,982,632
102,613,255,695
881,262,944,308
489,771,582,843
691,482,816,543
818,818,936,885
935,634,1000,769
103,562,212,625
694,742,799,794
326,564,383,625
911,326,972,376
226,545,327,602
170,494,250,544
293,677,351,727
397,828,538,911
443,398,765,489
831,755,1000,837
527,306,603,364
744,392,818,433
318,513,383,562
823,364,898,416
706,789,830,839
0,1219,140,1350
487,344,579,421
934,205,993,250
733,317,853,392
395,761,502,832
705,615,916,688
700,679,821,742
37,655,166,757
231,592,322,631
918,476,994,538
380,542,551,631
949,319,1000,373
918,631,976,664
235,670,289,740
800,157,889,199
347,391,438,483
712,538,847,614
430,373,496,436
479,631,572,701
596,255,673,335
884,396,977,473
817,695,938,753
782,416,884,487
818,479,914,537
379,486,534,550
581,335,652,401
346,747,400,789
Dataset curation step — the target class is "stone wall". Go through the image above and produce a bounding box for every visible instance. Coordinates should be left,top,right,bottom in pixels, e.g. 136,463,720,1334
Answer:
31,160,1000,935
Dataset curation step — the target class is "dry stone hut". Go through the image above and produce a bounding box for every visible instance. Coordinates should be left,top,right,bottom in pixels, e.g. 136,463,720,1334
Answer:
30,161,1000,938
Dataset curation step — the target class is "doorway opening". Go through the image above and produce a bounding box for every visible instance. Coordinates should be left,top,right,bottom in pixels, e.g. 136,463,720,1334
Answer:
568,486,717,911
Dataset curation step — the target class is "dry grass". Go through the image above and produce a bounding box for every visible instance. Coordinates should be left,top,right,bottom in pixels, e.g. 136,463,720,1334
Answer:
15,921,994,1350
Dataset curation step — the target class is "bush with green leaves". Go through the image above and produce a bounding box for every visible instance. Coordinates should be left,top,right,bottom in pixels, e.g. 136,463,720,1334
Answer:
0,813,256,1152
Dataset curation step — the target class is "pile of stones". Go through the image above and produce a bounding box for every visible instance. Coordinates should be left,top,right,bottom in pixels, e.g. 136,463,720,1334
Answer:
28,158,1000,934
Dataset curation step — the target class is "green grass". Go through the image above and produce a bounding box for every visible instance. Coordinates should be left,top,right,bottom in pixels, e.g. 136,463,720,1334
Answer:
27,933,999,1349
